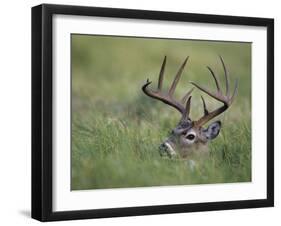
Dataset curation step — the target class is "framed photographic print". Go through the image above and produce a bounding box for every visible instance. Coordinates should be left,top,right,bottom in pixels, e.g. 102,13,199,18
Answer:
31,4,274,221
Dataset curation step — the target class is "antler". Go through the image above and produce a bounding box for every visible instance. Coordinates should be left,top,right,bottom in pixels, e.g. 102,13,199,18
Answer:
190,56,238,127
142,56,194,119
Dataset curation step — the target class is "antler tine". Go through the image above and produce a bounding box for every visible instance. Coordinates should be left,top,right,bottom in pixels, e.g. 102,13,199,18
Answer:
189,81,228,105
168,56,189,96
230,79,238,104
181,87,194,104
157,56,166,90
206,66,221,93
201,96,209,116
142,56,192,116
190,56,238,127
182,96,192,119
219,55,229,96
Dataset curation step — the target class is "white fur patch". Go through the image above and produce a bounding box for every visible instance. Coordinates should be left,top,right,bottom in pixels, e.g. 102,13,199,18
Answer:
164,142,176,156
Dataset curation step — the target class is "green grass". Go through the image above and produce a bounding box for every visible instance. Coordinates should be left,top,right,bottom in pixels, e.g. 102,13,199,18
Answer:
71,35,251,190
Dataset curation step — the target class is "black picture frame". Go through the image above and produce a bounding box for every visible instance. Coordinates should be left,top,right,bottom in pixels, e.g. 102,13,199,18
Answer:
31,3,274,222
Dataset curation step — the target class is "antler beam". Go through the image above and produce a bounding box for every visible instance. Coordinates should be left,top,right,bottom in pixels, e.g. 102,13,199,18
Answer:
142,56,193,119
190,56,238,127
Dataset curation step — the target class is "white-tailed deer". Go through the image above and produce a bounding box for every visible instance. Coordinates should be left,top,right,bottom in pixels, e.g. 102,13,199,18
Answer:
142,56,238,159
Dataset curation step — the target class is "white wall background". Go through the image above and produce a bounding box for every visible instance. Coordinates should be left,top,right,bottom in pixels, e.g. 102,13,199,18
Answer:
0,0,278,225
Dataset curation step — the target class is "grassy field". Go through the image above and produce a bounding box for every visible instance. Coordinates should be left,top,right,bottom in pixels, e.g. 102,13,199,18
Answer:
71,35,251,190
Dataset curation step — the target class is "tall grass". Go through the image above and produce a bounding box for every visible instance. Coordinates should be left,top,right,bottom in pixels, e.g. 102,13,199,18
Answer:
71,35,251,190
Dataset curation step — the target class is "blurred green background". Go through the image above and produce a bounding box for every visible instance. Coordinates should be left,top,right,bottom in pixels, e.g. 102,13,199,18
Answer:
71,34,251,190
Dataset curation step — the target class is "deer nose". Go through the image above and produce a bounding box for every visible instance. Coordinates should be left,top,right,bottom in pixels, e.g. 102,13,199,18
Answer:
159,142,176,157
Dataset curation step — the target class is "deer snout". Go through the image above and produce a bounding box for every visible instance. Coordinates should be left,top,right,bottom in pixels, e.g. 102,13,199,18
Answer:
159,141,177,158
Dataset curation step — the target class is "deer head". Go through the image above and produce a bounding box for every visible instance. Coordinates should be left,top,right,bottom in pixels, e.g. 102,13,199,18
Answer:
142,56,238,159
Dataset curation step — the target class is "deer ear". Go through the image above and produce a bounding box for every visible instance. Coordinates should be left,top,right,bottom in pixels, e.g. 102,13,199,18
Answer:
203,121,221,140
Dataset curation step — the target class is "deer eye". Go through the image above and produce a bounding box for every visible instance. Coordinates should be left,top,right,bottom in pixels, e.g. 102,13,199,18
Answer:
186,134,195,140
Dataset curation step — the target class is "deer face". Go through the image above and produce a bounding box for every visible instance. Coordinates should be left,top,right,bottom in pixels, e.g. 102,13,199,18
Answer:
142,56,237,159
159,119,221,158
